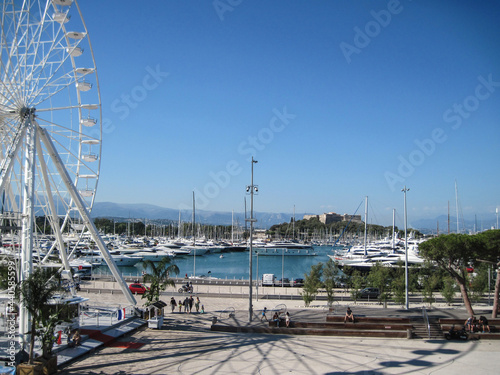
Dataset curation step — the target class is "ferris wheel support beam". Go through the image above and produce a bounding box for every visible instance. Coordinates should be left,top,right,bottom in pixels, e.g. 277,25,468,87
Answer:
19,114,37,348
37,126,137,306
35,130,68,266
35,133,75,293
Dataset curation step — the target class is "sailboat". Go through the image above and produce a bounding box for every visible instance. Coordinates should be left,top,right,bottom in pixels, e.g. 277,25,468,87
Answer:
179,192,210,259
328,196,424,270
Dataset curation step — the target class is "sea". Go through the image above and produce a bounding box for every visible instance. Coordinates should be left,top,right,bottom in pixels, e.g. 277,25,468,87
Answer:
94,245,341,281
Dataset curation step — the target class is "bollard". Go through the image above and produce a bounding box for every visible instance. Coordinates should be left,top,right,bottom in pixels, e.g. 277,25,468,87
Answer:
407,328,412,339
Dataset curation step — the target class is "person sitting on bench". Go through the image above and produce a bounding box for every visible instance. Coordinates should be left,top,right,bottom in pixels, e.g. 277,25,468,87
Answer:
479,316,491,333
344,307,355,323
68,329,81,347
273,312,281,327
465,316,475,332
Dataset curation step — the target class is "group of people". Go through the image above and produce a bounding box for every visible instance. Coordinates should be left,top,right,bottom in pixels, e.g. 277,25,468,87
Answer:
465,315,490,333
170,296,204,314
260,307,291,328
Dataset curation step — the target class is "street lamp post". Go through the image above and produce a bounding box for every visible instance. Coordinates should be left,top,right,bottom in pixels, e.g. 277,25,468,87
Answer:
402,186,410,310
246,157,258,322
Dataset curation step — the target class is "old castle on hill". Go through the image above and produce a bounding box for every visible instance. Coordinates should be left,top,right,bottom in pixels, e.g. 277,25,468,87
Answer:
303,212,363,225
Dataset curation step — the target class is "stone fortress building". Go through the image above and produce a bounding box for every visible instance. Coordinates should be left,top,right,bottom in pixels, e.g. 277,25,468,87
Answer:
303,212,363,225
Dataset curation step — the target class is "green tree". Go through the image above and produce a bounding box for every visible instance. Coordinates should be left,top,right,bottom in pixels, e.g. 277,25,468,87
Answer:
323,259,340,307
141,258,180,306
301,263,323,307
419,233,480,316
17,267,64,363
391,263,406,306
475,229,500,318
349,270,365,302
441,276,457,305
367,262,391,305
421,271,440,306
469,264,489,303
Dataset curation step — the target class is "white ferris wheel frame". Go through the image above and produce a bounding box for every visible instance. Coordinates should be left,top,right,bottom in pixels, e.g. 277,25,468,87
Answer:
0,0,137,346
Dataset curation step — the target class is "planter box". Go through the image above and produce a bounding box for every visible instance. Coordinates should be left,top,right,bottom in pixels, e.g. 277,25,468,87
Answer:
34,356,57,375
16,363,43,375
148,315,164,329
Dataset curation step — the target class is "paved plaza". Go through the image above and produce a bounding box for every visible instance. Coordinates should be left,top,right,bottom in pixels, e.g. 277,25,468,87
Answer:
57,288,500,375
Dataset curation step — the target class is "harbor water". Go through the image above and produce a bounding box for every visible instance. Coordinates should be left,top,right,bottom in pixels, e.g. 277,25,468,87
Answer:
95,246,340,281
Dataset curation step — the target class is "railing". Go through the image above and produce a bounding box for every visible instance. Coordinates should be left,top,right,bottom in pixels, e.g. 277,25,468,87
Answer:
79,304,134,327
422,306,431,339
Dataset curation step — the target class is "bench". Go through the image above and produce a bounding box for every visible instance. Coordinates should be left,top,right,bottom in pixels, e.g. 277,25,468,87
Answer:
439,318,500,340
210,311,413,339
259,316,413,338
438,318,500,325
269,321,413,331
326,316,411,323
211,324,409,338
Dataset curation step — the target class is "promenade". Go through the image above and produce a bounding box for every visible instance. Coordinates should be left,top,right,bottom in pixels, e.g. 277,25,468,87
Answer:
56,282,500,374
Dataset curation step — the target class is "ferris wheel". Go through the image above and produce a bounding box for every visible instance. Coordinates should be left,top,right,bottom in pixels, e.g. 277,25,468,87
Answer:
0,0,136,312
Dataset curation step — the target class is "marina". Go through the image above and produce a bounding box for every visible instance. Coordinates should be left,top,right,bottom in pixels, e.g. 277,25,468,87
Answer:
92,245,338,282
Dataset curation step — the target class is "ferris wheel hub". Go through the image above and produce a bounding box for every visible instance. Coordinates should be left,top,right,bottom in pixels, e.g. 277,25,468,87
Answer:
19,107,36,119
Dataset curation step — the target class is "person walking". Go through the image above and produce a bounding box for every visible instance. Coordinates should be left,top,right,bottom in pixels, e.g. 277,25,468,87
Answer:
195,297,200,313
184,296,190,313
261,307,268,322
170,297,177,313
188,295,194,313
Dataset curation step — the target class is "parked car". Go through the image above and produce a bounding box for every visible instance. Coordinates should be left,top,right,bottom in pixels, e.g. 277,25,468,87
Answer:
336,281,347,288
276,278,291,287
262,273,276,286
291,278,304,287
129,283,148,294
359,287,380,299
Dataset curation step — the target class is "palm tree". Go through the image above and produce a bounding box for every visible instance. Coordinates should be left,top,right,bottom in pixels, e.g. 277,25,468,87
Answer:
141,258,179,306
17,267,63,364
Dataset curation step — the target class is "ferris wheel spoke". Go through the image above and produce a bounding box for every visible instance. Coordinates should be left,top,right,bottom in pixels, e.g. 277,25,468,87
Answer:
36,103,98,113
0,120,28,195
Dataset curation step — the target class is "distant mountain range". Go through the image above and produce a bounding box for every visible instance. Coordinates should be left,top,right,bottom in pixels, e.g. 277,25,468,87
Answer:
90,202,498,232
90,202,294,228
411,215,497,234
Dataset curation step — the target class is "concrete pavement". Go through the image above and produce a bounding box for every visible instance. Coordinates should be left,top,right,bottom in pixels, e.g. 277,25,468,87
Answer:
57,287,500,375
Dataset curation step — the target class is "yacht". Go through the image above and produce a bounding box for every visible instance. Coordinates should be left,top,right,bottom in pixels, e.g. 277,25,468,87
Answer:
254,247,317,256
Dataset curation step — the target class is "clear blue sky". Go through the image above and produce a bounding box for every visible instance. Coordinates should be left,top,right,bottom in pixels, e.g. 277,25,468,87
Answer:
78,0,500,227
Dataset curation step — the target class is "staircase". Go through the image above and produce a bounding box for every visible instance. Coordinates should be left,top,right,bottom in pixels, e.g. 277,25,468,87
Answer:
412,317,443,339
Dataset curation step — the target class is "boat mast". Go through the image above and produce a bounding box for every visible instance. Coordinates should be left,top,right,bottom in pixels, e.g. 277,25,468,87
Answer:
448,201,450,234
178,210,181,239
364,196,368,256
455,180,459,233
193,191,196,277
392,208,395,253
